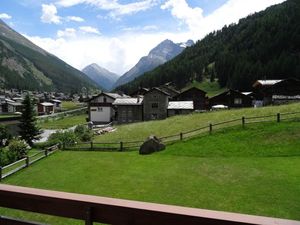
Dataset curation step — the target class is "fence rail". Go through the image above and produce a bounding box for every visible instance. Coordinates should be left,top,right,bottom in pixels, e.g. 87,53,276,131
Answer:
1,184,300,225
0,144,59,181
64,111,300,152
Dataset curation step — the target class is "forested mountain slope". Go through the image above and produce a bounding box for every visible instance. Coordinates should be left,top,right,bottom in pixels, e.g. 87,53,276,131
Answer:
0,20,96,92
116,0,300,93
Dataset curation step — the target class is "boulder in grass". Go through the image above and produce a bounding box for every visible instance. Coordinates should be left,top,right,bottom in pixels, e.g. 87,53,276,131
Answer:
139,136,165,155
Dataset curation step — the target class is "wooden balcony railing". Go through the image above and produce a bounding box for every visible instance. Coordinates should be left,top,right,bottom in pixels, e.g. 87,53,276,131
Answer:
0,184,299,225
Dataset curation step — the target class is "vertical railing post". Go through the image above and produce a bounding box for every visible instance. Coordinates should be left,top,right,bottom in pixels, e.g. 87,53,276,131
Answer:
277,113,281,123
242,116,245,128
26,156,29,167
209,123,213,134
0,166,2,182
85,207,93,225
90,141,94,150
120,142,123,152
45,148,48,157
180,132,183,141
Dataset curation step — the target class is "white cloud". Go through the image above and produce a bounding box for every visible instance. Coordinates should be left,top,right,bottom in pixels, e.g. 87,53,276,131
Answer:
161,0,203,31
41,4,61,24
57,28,77,38
66,16,84,22
162,0,286,40
56,0,159,18
79,26,101,35
28,0,286,76
0,13,12,20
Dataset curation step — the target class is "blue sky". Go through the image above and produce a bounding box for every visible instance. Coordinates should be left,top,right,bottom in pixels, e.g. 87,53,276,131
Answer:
0,0,285,75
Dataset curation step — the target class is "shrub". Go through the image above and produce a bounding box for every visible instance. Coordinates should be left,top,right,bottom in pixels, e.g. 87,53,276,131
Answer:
74,125,93,142
0,125,11,147
8,139,30,160
48,130,78,148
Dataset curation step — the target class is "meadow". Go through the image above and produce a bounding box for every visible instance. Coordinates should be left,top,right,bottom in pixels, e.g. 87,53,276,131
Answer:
1,120,300,224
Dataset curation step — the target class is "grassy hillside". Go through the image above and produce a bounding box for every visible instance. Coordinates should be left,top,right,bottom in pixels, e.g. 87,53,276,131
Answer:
93,103,300,143
1,121,300,224
183,79,227,97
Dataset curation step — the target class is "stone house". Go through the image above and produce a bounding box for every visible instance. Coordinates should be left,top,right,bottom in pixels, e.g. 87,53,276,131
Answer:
143,88,170,121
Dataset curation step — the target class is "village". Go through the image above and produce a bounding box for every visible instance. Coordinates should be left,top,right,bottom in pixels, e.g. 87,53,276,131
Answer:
87,78,300,125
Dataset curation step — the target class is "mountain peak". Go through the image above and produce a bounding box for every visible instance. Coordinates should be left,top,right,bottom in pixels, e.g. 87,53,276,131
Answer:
82,64,119,91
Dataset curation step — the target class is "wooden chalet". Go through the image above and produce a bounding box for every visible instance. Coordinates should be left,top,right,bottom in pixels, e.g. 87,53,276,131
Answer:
7,102,23,113
263,78,300,105
209,90,252,108
38,102,54,115
167,101,194,117
174,87,207,110
143,87,170,121
113,97,143,124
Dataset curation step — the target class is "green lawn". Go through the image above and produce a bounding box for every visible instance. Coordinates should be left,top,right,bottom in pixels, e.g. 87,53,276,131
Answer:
1,121,300,224
61,101,84,111
0,114,20,119
39,114,87,129
93,103,300,143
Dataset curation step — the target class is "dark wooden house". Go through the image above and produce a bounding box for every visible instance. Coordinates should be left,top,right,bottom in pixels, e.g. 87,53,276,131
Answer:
209,90,252,108
37,102,54,115
130,88,149,97
113,98,143,124
263,78,300,105
174,87,207,110
143,87,170,121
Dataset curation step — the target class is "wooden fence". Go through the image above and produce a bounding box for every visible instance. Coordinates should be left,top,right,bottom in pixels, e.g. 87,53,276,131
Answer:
65,111,300,151
1,184,300,225
0,144,59,181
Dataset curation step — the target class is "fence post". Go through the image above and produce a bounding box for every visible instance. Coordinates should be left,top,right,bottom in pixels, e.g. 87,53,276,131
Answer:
209,123,213,134
120,142,123,152
277,113,281,123
242,116,245,128
45,149,48,157
180,133,183,141
0,167,2,182
26,156,29,167
63,142,66,150
90,141,94,150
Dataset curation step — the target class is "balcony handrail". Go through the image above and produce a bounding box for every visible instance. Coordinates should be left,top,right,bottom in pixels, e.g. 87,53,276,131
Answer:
0,184,300,225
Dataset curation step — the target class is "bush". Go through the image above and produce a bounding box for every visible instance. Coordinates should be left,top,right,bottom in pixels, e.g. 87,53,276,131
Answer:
0,125,11,147
0,148,10,166
8,139,30,160
74,125,93,142
48,130,78,148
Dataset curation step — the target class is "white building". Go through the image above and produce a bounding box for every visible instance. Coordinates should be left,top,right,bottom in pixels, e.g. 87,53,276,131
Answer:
87,92,125,124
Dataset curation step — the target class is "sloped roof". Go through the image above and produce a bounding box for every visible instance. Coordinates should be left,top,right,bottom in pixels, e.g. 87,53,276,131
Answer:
145,87,171,96
253,80,282,88
168,101,194,110
40,102,54,107
113,97,143,106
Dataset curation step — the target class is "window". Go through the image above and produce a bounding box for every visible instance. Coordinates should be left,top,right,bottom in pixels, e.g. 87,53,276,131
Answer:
152,103,158,108
234,98,242,105
97,107,103,112
103,97,107,103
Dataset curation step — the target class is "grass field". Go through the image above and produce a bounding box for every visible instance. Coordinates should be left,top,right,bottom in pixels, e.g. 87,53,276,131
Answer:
93,103,300,143
1,121,300,224
61,101,84,111
39,114,87,129
0,114,20,119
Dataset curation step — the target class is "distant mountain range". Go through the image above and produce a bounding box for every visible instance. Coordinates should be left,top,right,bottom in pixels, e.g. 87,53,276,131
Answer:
82,64,119,91
113,39,194,89
0,19,96,93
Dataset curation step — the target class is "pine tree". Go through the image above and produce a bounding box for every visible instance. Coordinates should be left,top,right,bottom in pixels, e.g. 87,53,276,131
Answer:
19,94,40,146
